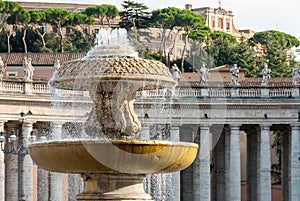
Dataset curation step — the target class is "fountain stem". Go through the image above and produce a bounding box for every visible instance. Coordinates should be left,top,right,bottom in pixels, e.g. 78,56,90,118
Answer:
85,82,141,139
77,173,152,201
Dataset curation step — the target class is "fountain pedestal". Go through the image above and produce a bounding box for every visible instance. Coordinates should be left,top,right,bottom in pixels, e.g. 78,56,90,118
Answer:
77,173,152,201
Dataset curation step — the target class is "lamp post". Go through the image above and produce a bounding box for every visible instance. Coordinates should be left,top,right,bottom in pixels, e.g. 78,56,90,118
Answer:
0,111,35,201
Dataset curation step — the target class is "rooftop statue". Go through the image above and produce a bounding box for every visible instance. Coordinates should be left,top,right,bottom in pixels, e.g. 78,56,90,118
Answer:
200,61,210,86
0,56,6,79
261,63,271,87
230,64,240,86
170,64,181,85
292,64,299,86
23,57,34,81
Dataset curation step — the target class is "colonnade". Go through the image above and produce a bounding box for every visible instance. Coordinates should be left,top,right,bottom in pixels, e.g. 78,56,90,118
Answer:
0,121,67,201
0,121,300,201
182,123,300,201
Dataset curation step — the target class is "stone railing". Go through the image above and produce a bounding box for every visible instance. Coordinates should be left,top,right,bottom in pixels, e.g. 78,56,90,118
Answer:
0,79,89,99
137,86,299,99
0,79,298,99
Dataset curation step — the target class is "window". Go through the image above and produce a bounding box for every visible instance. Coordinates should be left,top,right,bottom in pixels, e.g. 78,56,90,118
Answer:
6,71,18,76
38,24,47,32
218,18,223,28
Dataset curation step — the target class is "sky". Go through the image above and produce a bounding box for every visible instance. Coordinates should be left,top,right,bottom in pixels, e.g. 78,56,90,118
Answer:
13,0,300,38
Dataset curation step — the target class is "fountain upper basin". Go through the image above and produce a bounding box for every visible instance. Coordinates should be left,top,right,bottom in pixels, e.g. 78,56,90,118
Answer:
28,139,198,174
51,57,176,91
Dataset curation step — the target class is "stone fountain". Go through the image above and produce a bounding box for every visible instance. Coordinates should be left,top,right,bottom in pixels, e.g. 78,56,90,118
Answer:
28,28,198,200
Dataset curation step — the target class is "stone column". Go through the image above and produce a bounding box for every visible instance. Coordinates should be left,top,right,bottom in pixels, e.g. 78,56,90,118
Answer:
141,124,150,140
261,87,269,98
49,122,64,201
292,86,299,97
141,124,151,194
281,129,290,201
290,124,300,201
37,168,49,201
223,16,227,32
22,122,34,201
246,126,258,201
211,126,226,201
229,17,233,34
170,125,180,201
214,14,218,30
0,121,5,201
5,123,18,201
24,82,33,95
194,125,211,201
257,124,271,201
226,124,241,201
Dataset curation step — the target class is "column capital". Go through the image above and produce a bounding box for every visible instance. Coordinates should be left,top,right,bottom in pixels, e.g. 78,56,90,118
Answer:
170,123,182,128
199,124,211,129
259,124,272,129
230,124,242,130
290,123,300,129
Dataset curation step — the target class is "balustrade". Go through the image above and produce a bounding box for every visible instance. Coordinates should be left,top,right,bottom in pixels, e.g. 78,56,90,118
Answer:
0,79,298,99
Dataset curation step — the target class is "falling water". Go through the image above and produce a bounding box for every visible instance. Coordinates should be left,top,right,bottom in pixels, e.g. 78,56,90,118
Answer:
86,28,138,59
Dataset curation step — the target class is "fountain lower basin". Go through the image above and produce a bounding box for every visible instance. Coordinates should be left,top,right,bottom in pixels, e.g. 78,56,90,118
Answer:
28,139,198,174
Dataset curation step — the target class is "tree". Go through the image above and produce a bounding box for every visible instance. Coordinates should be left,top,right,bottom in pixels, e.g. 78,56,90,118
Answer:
29,10,47,49
249,30,300,77
7,7,31,53
83,5,107,27
189,26,211,67
152,7,179,65
205,31,237,67
229,36,257,77
0,1,21,53
45,8,74,52
151,7,205,68
83,4,118,28
178,9,206,70
119,0,150,30
73,12,95,34
105,4,119,27
64,28,94,53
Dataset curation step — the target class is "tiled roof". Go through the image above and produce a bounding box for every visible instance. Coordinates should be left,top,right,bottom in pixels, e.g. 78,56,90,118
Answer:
0,53,85,66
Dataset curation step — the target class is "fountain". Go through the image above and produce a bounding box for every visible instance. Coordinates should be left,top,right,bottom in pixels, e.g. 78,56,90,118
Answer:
28,28,198,200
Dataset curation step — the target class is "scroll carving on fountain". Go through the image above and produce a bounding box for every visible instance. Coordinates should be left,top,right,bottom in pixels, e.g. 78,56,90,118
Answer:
28,28,198,201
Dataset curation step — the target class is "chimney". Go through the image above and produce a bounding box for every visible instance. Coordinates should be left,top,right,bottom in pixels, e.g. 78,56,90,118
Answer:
185,4,192,10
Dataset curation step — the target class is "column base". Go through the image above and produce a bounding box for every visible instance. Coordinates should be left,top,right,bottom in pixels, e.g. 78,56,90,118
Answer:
76,173,153,201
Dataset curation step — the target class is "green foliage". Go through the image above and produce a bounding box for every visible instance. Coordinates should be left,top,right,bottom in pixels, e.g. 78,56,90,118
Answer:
73,13,95,26
229,37,257,77
205,31,237,67
45,8,73,27
119,0,150,30
43,32,60,53
0,29,7,52
10,30,24,52
29,10,45,23
64,28,95,53
26,28,40,52
83,4,118,27
250,30,300,77
151,7,180,29
0,1,21,25
189,26,211,43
